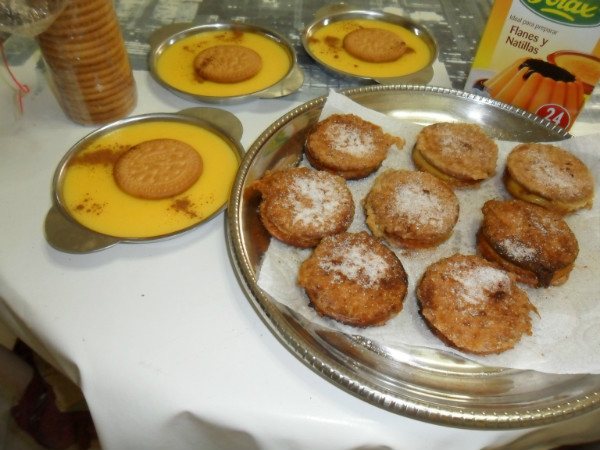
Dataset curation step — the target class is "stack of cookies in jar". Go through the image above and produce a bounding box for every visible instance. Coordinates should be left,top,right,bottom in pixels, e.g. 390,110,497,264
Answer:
37,0,136,125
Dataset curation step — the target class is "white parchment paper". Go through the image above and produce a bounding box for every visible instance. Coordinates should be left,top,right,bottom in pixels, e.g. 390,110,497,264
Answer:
258,90,600,374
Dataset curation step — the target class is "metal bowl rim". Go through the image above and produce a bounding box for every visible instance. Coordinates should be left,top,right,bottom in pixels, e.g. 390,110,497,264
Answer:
301,9,440,83
52,111,244,244
148,22,301,103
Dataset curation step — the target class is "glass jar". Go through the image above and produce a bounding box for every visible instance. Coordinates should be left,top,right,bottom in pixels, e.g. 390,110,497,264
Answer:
37,0,136,125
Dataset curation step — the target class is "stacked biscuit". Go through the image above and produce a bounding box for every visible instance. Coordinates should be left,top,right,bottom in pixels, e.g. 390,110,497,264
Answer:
37,0,136,125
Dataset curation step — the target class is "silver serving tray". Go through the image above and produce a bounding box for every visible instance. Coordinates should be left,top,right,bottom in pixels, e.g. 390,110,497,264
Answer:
226,85,600,428
45,107,244,253
302,7,438,85
148,22,304,104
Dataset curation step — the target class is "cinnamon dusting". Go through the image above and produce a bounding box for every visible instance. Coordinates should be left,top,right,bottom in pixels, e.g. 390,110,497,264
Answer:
68,145,128,167
74,194,106,216
169,196,199,219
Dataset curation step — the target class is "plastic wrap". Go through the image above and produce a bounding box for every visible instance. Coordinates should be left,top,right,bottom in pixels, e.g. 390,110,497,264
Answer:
0,0,68,36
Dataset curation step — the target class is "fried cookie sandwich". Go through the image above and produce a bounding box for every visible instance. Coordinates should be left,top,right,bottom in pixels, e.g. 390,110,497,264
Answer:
477,199,579,288
504,143,594,215
298,231,408,327
252,167,355,248
417,254,536,355
363,169,459,249
413,122,498,188
305,113,404,179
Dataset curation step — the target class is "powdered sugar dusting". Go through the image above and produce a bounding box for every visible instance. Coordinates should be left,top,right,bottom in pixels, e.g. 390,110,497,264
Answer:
394,180,446,231
326,123,375,156
498,238,537,261
437,127,465,156
528,153,579,195
319,242,390,288
450,261,512,307
289,174,344,226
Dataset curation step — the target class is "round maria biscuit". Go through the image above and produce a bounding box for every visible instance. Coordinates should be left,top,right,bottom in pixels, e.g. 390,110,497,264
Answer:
194,45,262,83
252,167,355,248
504,143,594,215
477,199,579,288
40,32,127,69
417,254,536,355
38,22,120,59
413,122,498,188
298,231,408,327
305,113,404,179
42,1,114,38
54,66,131,102
364,169,459,249
60,78,136,124
343,27,407,63
113,139,203,199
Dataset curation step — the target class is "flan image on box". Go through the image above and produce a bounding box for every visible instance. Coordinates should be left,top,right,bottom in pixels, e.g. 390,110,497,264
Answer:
481,58,587,129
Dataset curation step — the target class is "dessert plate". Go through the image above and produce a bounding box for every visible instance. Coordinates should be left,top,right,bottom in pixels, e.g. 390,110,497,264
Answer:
302,7,438,85
149,22,304,104
45,107,243,253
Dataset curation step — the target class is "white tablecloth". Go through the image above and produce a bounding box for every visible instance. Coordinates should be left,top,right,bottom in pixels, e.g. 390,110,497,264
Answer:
1,51,599,449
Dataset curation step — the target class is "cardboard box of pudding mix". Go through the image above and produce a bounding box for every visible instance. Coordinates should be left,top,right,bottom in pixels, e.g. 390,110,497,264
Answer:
465,0,600,130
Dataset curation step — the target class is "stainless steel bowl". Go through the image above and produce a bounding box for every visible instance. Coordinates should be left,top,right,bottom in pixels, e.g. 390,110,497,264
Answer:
148,22,304,104
226,85,600,428
45,107,244,253
302,7,439,85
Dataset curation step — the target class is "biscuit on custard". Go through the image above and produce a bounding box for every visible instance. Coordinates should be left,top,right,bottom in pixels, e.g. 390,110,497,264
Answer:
504,143,594,215
413,122,498,188
477,199,579,288
113,139,203,199
194,45,262,83
298,231,408,327
252,167,355,248
417,254,536,355
343,28,407,63
363,169,459,249
305,113,404,179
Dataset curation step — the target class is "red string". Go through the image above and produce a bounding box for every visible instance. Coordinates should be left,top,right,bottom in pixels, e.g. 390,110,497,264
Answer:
1,41,31,114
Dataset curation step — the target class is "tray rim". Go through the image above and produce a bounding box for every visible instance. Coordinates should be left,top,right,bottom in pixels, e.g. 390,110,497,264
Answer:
226,84,600,429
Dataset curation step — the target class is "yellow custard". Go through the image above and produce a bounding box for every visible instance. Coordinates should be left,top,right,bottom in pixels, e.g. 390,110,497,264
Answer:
156,30,291,97
307,19,432,78
553,53,600,88
60,120,240,238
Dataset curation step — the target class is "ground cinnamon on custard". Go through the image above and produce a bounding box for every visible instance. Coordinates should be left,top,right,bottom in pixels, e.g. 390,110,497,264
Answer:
75,194,106,216
169,197,198,219
68,146,128,167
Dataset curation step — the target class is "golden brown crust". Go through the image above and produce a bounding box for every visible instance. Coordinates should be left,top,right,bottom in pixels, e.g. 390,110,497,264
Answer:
477,199,578,287
504,143,594,214
252,167,355,248
413,122,498,188
194,45,262,83
416,254,536,355
305,113,404,179
298,231,408,327
113,139,203,199
342,28,407,63
363,169,459,249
